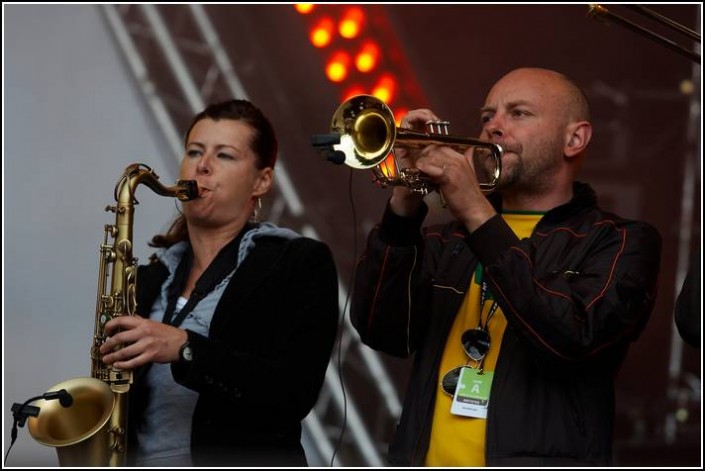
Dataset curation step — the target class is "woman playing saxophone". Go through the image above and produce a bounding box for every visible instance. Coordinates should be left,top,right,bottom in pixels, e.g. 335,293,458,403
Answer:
99,99,339,467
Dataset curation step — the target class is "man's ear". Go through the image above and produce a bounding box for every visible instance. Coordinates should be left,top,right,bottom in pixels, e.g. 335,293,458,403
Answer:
564,121,592,158
253,167,273,197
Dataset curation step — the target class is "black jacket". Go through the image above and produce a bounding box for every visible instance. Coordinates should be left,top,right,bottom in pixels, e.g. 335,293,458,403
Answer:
351,182,661,466
128,236,338,467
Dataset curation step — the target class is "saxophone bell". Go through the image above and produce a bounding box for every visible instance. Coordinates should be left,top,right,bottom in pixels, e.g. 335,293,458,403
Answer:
27,378,115,467
26,163,198,467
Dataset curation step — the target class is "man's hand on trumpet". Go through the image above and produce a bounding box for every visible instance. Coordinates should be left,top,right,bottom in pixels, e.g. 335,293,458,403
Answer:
391,108,497,233
388,109,434,217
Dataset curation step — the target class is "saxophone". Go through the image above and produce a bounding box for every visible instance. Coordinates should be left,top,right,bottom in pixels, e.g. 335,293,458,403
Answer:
27,163,197,466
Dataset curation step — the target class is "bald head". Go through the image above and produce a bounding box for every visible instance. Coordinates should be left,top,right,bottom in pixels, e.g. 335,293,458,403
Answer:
493,68,591,123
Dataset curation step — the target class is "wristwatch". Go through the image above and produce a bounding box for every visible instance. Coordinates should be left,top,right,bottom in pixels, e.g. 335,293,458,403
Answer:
179,340,193,362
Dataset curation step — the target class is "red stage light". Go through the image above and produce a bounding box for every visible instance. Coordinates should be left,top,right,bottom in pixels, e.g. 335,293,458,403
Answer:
372,74,397,104
310,17,334,48
298,5,428,119
355,41,379,73
294,4,315,14
339,7,365,39
326,51,351,82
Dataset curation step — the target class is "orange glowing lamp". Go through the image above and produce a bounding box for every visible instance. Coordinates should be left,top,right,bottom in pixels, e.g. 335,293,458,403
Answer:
294,4,315,14
372,74,397,104
355,41,380,73
310,17,334,48
326,51,351,82
339,7,365,39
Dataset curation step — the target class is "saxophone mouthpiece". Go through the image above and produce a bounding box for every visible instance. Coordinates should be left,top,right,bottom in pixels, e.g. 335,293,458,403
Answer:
177,180,199,201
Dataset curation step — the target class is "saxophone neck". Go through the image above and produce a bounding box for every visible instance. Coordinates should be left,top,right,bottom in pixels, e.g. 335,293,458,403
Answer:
116,163,198,207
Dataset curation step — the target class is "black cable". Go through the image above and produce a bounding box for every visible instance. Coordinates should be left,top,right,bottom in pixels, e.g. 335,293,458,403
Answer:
4,416,20,466
330,168,358,467
5,396,39,466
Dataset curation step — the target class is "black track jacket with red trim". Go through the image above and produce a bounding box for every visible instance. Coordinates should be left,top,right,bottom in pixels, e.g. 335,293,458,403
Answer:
351,182,661,466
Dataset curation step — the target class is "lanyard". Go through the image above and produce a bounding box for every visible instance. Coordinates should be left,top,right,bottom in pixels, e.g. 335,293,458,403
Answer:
478,280,498,331
161,224,252,327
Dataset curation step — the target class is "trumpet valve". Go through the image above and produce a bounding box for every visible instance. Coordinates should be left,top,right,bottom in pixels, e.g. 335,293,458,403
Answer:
425,120,451,135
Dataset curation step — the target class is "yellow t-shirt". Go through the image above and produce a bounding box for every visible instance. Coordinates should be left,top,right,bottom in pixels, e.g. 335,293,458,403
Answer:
425,212,542,467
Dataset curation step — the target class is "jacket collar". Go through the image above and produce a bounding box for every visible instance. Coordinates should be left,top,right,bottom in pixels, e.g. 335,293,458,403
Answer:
487,181,597,223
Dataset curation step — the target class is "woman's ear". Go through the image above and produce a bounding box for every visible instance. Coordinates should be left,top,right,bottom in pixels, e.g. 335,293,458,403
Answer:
564,121,592,158
253,167,273,197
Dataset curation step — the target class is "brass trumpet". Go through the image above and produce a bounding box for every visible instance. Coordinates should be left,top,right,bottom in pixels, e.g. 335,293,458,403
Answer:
313,95,502,195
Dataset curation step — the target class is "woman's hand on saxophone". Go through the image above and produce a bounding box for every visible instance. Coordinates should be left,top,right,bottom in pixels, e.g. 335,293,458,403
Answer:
100,316,188,369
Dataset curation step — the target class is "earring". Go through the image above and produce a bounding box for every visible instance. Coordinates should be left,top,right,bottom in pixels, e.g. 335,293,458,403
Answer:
251,196,262,223
174,199,183,215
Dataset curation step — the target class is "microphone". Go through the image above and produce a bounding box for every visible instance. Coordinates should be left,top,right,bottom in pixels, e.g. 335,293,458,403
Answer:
42,389,74,408
9,389,74,426
311,134,346,165
6,389,74,464
10,389,73,425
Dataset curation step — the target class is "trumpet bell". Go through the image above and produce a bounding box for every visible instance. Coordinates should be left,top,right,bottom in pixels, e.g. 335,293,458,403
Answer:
331,95,397,169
